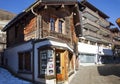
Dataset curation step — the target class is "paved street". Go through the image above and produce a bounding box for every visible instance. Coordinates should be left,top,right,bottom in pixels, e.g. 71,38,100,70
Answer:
70,64,120,84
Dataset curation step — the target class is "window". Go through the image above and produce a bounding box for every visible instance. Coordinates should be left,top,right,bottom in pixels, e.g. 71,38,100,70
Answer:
40,50,47,75
18,52,31,72
58,20,63,33
38,49,54,77
50,18,55,31
19,53,24,70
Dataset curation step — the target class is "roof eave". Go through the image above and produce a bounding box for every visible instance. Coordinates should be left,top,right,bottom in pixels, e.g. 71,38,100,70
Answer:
2,1,40,31
2,0,78,31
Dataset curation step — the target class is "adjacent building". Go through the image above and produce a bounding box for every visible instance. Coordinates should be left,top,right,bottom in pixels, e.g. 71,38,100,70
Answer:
2,0,82,84
111,28,120,62
0,9,15,65
78,1,113,65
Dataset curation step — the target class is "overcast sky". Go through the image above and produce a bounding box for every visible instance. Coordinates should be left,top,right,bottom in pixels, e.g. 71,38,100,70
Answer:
0,0,120,27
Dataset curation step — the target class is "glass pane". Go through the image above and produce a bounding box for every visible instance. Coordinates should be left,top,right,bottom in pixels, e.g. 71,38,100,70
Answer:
24,52,31,71
59,20,63,33
79,54,95,63
50,18,55,31
56,53,61,74
18,53,24,70
40,50,47,75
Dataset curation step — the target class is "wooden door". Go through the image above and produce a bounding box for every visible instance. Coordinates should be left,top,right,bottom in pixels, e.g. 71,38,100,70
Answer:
61,50,68,81
56,50,68,82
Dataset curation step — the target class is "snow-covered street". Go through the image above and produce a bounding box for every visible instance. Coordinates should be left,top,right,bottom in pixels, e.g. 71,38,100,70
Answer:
0,67,31,84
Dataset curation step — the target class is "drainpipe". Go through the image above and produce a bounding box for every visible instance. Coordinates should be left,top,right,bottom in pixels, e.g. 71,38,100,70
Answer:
30,6,42,83
31,40,35,83
96,43,99,64
31,7,42,39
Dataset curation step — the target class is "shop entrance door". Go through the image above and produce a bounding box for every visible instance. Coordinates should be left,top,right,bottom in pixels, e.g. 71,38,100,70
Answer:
56,50,68,82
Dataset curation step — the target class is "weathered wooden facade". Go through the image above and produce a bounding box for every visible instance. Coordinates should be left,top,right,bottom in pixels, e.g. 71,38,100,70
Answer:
2,0,82,84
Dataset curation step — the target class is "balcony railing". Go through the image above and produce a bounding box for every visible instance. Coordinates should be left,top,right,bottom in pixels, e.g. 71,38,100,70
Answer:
99,26,110,35
83,19,99,31
99,17,110,27
83,8,99,20
112,33,120,40
101,36,112,43
83,30,101,39
82,8,110,28
113,40,120,45
83,31,112,43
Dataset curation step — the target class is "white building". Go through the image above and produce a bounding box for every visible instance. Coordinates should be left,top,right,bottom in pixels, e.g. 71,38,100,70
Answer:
78,1,113,66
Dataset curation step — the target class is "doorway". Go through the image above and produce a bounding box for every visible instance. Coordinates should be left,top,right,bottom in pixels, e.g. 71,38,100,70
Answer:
55,50,68,83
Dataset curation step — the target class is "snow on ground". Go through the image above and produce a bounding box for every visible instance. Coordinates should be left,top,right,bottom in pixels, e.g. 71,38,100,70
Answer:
0,67,31,84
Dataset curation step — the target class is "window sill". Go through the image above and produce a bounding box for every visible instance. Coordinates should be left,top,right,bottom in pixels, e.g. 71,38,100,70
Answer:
50,31,63,35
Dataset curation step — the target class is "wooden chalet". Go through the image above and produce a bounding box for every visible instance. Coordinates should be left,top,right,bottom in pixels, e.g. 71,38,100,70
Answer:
2,0,82,84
